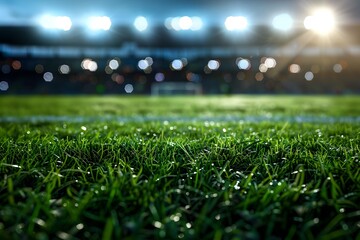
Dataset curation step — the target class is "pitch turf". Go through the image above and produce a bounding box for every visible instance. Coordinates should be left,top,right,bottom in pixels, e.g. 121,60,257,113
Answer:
0,95,359,239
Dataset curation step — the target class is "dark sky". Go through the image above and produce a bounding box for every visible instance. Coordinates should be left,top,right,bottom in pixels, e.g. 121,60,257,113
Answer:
0,0,359,26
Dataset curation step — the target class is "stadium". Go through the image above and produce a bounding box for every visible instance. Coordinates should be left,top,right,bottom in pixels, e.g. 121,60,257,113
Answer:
0,0,359,239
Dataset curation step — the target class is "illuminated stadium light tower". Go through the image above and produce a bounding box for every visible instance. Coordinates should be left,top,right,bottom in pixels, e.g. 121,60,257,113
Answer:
39,15,72,31
272,13,293,31
134,16,148,31
304,8,336,35
87,16,112,31
225,16,248,31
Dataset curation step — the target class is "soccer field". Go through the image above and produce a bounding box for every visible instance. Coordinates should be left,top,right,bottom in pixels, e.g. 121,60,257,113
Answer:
0,95,359,239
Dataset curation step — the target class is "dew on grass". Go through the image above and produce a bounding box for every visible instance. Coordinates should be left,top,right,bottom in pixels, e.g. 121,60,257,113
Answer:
34,218,46,227
1,163,22,169
339,208,345,213
186,222,192,228
81,126,87,131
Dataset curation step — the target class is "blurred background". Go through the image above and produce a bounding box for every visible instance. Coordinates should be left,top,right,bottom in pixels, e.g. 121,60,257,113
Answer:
1,0,360,95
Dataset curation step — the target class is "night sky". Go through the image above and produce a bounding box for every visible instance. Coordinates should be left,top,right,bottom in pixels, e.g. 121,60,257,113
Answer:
1,0,359,27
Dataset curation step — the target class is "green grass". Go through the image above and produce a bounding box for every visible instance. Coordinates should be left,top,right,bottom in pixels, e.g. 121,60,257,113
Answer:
0,95,359,239
1,95,360,117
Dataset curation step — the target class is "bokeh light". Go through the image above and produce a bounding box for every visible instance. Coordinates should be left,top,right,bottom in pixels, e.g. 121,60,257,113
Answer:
108,59,120,70
272,13,293,31
155,72,165,82
40,15,72,31
134,16,148,31
264,57,277,68
304,8,335,35
167,16,203,31
12,60,22,70
43,72,54,82
259,64,268,73
236,58,251,70
138,57,153,71
305,71,314,81
59,64,70,74
124,84,134,93
333,64,343,73
1,65,11,74
171,59,184,71
179,16,192,30
0,81,9,91
225,16,248,31
255,72,264,81
289,64,301,73
207,60,220,70
35,64,44,74
111,73,124,84
88,16,112,31
81,58,98,72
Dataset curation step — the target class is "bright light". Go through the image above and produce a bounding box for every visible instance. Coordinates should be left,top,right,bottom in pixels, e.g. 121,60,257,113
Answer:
305,71,314,81
134,16,148,31
289,64,301,73
59,64,70,74
138,57,153,70
40,15,72,31
272,13,293,31
304,8,335,34
207,60,220,70
124,84,134,93
179,16,192,30
171,59,184,70
191,17,203,31
264,58,277,68
138,60,149,70
225,16,248,31
88,16,112,31
43,72,54,82
81,58,98,72
259,64,268,73
167,16,203,31
108,59,120,70
237,58,251,70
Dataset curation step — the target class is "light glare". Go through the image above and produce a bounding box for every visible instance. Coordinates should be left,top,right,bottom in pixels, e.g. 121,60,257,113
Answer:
134,16,148,31
304,8,335,34
207,60,220,70
40,15,72,31
272,14,293,31
225,16,248,31
88,16,111,31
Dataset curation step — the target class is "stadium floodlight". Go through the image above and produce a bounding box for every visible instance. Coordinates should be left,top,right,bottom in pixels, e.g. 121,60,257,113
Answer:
134,16,148,32
304,8,335,35
40,15,72,31
272,13,293,31
88,16,112,31
179,16,192,30
225,16,248,31
190,17,203,31
166,16,203,31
